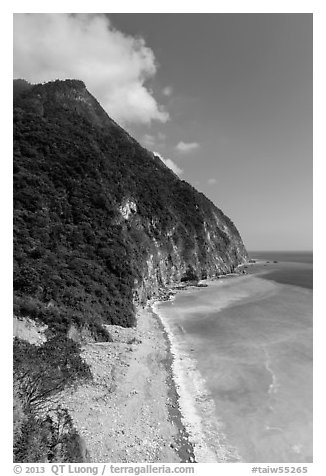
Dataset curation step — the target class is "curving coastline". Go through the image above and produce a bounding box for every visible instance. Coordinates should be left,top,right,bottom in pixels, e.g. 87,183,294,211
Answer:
151,260,313,463
45,258,312,463
152,295,243,463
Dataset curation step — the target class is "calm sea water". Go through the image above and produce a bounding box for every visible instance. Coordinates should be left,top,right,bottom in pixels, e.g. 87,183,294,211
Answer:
248,251,313,290
249,251,313,265
156,252,313,463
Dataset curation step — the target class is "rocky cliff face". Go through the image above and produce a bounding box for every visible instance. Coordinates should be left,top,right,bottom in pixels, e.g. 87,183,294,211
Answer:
130,196,247,304
13,79,248,335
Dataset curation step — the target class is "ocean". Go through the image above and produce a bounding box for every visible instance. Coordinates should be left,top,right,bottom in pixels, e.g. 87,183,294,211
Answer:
248,252,313,290
154,252,313,463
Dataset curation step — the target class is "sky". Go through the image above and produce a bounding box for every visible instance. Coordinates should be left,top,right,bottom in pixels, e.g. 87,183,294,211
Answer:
13,13,313,251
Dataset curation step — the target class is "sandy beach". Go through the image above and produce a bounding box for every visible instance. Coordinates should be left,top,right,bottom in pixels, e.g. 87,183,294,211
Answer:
54,307,194,463
43,258,312,463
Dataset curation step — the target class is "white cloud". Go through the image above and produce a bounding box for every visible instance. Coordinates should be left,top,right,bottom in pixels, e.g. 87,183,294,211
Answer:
162,86,173,96
176,141,200,153
142,134,156,148
142,132,167,150
13,13,169,125
157,132,166,141
153,151,183,176
208,178,217,185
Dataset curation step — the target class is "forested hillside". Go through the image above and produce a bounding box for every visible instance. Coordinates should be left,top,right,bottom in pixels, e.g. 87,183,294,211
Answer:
13,79,248,462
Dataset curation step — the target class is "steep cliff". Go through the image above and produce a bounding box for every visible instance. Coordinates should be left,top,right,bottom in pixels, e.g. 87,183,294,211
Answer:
13,79,248,336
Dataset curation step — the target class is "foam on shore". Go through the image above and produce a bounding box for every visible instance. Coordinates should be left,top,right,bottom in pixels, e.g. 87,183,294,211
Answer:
152,299,242,463
152,275,281,462
154,270,312,463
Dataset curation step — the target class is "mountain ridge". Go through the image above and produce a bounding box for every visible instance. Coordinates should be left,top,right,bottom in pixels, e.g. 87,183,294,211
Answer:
13,78,248,462
14,78,248,337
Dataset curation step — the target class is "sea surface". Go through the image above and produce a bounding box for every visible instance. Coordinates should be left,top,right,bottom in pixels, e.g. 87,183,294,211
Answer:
154,252,313,463
248,251,313,290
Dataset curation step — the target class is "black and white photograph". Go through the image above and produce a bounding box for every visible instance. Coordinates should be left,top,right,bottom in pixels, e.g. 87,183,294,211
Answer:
11,8,314,469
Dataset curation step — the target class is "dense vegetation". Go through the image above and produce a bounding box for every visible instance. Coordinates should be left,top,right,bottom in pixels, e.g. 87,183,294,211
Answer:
14,79,246,335
13,336,91,462
14,82,139,333
13,79,247,461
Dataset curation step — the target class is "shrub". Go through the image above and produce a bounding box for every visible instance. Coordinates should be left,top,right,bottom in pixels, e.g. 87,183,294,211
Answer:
14,407,89,463
14,337,91,410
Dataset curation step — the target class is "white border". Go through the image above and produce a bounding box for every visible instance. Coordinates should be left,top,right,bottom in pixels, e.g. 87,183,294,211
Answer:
3,4,322,474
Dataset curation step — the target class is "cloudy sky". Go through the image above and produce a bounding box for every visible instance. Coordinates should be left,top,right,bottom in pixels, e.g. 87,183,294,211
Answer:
13,13,312,251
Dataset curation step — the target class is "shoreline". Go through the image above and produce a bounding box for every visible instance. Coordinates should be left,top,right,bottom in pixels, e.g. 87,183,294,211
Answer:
151,308,197,463
150,275,269,463
151,261,312,463
146,265,271,462
50,257,312,463
151,299,229,463
53,306,194,463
